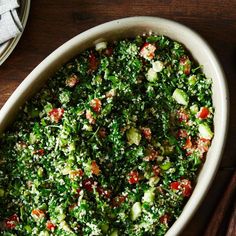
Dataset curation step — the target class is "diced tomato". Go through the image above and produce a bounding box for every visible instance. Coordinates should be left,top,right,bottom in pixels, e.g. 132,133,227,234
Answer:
180,55,191,75
85,110,96,124
141,127,152,141
46,220,56,231
128,170,139,184
181,179,192,197
170,179,192,197
98,127,107,138
104,47,113,56
90,98,102,113
31,209,45,219
69,169,84,180
143,147,158,161
197,138,210,153
83,178,96,192
33,149,45,156
177,129,188,138
152,165,160,177
48,108,64,123
140,43,156,60
91,161,101,176
96,186,111,199
159,214,170,225
105,89,116,98
112,195,127,207
4,214,19,229
65,74,79,87
177,110,189,122
183,137,192,149
170,181,180,190
89,52,99,71
197,107,209,119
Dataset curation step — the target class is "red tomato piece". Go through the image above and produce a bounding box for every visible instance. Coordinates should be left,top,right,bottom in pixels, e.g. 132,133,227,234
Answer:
31,209,45,219
170,181,180,190
171,179,192,197
143,147,158,161
152,165,160,177
197,107,209,119
46,220,56,231
96,186,111,199
181,179,192,197
140,43,156,60
33,149,45,156
141,127,152,141
159,214,170,225
4,214,19,229
112,195,127,207
83,178,95,192
85,110,96,124
179,55,191,75
90,98,102,113
89,52,99,71
197,138,210,153
177,110,189,122
49,108,64,123
128,170,139,184
104,47,113,56
183,137,192,149
177,129,188,138
65,74,79,87
91,161,101,176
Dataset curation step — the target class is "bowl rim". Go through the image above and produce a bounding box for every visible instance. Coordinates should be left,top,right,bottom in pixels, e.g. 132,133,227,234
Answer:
0,16,229,236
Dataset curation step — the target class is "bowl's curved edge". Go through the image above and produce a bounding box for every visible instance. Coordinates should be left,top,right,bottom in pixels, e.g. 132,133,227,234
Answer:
0,16,229,236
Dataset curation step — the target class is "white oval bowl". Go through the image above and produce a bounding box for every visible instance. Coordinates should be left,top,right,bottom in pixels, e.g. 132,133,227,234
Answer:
0,16,229,236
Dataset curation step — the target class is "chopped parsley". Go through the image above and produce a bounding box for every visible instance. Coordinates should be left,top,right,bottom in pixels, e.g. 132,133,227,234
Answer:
0,34,214,236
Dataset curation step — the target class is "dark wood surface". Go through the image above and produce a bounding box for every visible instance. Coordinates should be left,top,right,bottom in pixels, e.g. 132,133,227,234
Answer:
0,1,235,235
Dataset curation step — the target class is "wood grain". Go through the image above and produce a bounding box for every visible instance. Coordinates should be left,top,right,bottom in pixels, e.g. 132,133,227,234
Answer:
0,1,235,235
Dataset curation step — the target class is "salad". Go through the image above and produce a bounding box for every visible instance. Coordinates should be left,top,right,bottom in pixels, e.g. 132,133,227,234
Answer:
0,34,214,236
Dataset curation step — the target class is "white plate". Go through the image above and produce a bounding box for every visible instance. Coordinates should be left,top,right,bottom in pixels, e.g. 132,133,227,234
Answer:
0,0,30,66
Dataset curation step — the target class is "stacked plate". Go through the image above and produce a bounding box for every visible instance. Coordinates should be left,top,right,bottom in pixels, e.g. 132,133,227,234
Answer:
0,0,30,65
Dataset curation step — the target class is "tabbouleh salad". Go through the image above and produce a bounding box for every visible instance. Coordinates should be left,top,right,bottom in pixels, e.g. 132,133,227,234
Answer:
0,34,214,236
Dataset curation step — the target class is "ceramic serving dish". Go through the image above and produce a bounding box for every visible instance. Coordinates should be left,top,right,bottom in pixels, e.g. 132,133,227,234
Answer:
0,16,229,235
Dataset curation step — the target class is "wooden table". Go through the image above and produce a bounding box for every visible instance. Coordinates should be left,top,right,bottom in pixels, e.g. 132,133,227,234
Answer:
0,1,235,235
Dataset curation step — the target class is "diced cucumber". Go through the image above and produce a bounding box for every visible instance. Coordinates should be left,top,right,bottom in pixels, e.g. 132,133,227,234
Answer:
172,88,189,106
24,225,32,233
198,123,214,140
0,188,4,197
37,167,44,177
101,223,109,233
44,103,53,113
152,60,164,72
59,220,73,232
39,231,49,236
160,161,172,170
142,188,155,203
130,202,142,221
95,41,107,51
110,229,119,236
126,127,141,146
188,75,197,85
146,68,158,82
148,176,160,186
29,132,37,144
190,104,199,114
